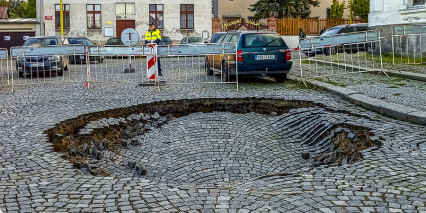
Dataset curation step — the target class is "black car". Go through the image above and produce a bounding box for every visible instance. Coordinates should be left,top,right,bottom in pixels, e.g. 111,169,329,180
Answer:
159,36,174,46
16,36,69,77
206,31,292,82
105,37,124,45
303,23,370,56
65,37,103,64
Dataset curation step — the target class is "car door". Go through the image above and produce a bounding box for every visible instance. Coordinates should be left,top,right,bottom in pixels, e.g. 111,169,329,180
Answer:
213,34,233,70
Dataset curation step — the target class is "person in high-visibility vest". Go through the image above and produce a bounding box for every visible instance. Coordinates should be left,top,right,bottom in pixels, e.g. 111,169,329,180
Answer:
145,23,163,76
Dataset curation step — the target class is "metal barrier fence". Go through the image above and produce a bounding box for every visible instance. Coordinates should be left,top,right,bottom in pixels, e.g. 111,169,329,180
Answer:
0,49,9,87
4,43,238,91
294,31,388,82
392,24,426,65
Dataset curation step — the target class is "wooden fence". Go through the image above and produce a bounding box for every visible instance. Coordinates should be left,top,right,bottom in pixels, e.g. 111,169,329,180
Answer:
277,18,367,35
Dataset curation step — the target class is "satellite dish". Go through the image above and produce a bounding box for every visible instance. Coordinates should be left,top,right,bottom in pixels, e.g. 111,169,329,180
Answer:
121,28,139,46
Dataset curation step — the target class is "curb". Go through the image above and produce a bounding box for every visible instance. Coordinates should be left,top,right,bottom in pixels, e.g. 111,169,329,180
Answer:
307,59,426,82
288,76,426,125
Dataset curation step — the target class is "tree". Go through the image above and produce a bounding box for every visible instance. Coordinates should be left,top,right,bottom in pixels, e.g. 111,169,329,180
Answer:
350,0,369,20
1,0,36,18
329,0,345,19
249,0,320,19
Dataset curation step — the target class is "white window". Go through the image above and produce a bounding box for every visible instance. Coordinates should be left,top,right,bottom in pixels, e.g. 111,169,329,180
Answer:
116,3,135,15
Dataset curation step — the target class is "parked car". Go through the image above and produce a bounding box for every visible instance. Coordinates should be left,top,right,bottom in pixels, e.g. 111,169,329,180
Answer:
105,37,124,45
16,36,69,78
206,31,292,82
159,36,174,46
180,36,205,44
303,23,371,56
210,32,226,43
64,37,103,64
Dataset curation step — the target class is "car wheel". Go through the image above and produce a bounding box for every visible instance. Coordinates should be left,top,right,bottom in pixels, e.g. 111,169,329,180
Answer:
58,70,64,76
206,57,213,76
221,62,229,82
18,72,24,78
324,47,337,56
274,73,287,83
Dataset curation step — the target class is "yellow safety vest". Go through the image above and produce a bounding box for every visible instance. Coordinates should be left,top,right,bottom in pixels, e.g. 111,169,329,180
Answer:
145,29,162,41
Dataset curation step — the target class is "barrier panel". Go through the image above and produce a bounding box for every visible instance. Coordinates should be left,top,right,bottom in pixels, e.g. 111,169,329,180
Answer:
9,45,88,89
2,43,238,91
0,49,9,86
295,31,387,82
392,24,425,65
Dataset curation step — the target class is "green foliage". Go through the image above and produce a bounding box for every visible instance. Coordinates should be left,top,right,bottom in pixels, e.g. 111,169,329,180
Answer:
249,0,320,19
350,0,369,20
2,0,36,18
329,0,345,19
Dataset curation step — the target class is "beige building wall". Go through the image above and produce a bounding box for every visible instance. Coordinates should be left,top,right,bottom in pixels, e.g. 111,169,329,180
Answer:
37,0,212,43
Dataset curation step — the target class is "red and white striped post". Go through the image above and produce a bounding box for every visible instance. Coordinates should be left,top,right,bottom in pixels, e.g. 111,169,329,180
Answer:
147,44,158,82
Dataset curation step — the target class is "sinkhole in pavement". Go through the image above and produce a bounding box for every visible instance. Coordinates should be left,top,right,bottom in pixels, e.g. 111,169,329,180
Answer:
46,98,381,183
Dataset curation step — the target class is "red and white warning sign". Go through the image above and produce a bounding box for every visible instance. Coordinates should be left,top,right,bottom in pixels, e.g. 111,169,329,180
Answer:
147,44,157,80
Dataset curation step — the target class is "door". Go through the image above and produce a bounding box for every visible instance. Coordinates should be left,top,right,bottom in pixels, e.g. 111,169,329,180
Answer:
116,20,136,37
0,31,36,53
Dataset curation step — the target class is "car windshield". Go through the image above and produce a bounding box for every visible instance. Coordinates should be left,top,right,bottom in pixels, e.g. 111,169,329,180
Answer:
162,37,172,42
24,38,58,46
243,34,285,48
210,34,224,43
68,38,94,45
188,37,203,43
321,28,341,36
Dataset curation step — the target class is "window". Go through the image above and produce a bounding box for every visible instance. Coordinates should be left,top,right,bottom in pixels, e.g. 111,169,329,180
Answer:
413,0,425,5
87,4,101,29
243,34,285,48
326,8,331,18
55,4,70,29
116,3,135,15
149,4,164,29
229,35,239,44
340,27,355,34
180,4,194,29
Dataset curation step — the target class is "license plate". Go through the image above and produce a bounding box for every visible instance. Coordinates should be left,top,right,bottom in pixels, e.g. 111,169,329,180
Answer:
255,55,275,60
29,63,44,67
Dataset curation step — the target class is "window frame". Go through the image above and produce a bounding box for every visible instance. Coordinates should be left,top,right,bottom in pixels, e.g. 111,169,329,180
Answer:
86,4,102,29
55,4,70,29
413,0,425,5
180,4,194,29
149,4,164,29
116,3,136,15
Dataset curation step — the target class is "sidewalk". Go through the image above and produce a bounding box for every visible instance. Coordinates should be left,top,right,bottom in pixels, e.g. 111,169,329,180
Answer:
289,64,426,125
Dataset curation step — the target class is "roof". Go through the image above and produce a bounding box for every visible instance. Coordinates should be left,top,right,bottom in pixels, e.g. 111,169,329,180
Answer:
332,23,369,28
0,18,38,24
28,36,60,39
0,6,9,19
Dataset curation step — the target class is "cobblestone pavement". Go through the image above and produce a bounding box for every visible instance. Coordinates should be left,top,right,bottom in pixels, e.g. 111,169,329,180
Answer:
0,77,425,213
290,56,426,112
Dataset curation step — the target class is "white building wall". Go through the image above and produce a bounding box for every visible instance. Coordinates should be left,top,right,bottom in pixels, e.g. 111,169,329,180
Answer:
37,0,212,44
369,0,426,26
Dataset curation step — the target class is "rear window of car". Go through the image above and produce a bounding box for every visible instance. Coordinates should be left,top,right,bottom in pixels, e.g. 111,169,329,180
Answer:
210,33,224,43
24,38,59,46
162,37,172,42
356,26,368,32
188,37,203,43
242,33,286,48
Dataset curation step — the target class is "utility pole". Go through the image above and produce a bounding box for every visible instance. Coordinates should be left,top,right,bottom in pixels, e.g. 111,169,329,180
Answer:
349,0,353,24
60,0,64,37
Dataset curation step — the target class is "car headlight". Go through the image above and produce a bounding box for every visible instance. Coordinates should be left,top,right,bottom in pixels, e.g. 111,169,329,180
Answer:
48,56,60,61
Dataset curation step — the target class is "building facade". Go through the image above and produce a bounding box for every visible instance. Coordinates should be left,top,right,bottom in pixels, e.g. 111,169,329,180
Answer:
369,0,426,53
369,0,426,26
36,0,212,43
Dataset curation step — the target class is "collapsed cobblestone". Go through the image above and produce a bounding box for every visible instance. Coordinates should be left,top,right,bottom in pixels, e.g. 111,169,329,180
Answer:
0,80,425,212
